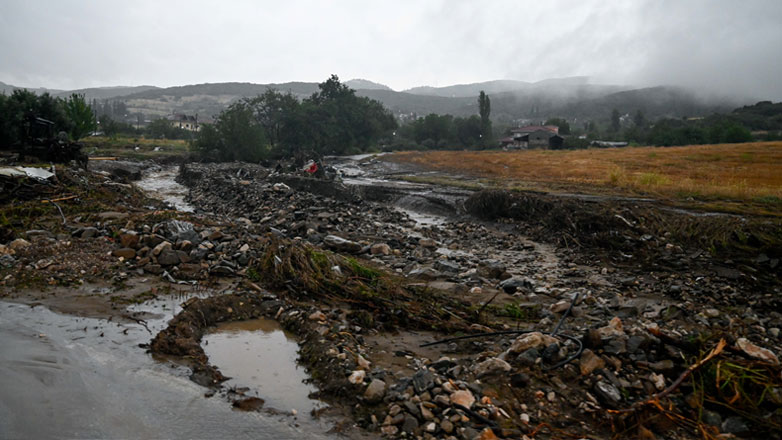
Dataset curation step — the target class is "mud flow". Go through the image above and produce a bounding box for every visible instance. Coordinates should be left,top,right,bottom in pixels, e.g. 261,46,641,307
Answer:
202,318,325,414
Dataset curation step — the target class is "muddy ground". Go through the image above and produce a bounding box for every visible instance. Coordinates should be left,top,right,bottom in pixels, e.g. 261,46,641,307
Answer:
1,155,780,439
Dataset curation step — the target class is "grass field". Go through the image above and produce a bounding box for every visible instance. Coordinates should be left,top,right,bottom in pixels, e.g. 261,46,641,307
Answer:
81,136,190,160
389,142,782,215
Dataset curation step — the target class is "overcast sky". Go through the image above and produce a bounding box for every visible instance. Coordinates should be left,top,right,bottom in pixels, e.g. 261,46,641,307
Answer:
1,0,781,99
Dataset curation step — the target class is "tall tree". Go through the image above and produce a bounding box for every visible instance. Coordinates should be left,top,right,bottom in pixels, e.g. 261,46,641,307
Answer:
478,91,492,142
64,94,96,140
610,108,621,132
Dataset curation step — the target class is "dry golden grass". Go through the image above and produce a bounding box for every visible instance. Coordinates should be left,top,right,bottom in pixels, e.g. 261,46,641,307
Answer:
390,142,782,206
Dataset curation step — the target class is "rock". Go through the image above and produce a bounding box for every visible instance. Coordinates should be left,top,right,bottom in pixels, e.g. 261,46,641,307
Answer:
505,332,559,356
470,286,483,295
434,259,460,274
473,357,511,378
648,360,675,372
348,370,366,384
477,260,507,279
420,404,435,420
308,311,327,321
597,317,625,338
736,338,779,365
450,389,475,408
702,308,720,318
419,237,437,248
721,416,750,435
120,231,139,248
152,241,172,256
515,348,539,366
401,414,418,433
370,243,391,255
408,267,441,280
593,381,622,408
380,425,398,436
580,349,605,375
701,409,722,427
25,230,52,239
97,211,128,221
412,369,435,393
510,373,530,387
144,264,163,274
356,354,371,370
112,248,136,259
0,244,13,256
157,249,180,266
498,277,532,294
79,227,100,239
323,235,362,253
550,300,571,313
440,419,454,434
363,379,386,403
477,427,499,440
9,238,31,250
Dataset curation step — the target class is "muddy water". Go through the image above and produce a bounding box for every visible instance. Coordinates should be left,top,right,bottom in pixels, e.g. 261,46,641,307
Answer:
135,166,194,212
202,319,325,414
0,301,335,439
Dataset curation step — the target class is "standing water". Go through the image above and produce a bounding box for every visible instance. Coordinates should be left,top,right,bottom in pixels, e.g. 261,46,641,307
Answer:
202,318,325,414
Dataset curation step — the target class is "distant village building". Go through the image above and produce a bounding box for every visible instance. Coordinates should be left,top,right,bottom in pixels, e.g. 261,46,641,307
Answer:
500,125,564,149
168,114,201,131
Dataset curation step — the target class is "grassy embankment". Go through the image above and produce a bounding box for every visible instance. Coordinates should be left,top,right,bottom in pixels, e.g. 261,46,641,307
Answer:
81,136,190,160
389,142,782,216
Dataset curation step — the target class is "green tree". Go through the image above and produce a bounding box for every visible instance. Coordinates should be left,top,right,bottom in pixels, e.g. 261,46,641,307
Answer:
545,117,570,135
478,91,492,143
454,115,483,148
610,109,621,132
413,113,454,148
633,110,646,128
64,94,96,140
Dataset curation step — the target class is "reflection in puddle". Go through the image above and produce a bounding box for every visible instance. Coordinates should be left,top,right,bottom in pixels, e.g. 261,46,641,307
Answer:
203,318,325,414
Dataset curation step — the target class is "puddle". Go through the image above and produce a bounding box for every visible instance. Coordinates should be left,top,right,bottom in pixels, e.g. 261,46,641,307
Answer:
0,301,335,439
135,166,194,212
203,318,324,414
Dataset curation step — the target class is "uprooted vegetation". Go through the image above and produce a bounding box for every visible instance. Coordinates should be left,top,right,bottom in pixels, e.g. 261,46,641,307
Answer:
256,237,475,332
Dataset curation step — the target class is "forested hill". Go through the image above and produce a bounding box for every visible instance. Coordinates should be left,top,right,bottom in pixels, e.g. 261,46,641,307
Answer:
1,78,749,123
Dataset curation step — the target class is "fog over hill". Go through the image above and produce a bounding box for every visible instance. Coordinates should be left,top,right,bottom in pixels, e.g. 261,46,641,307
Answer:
1,76,749,124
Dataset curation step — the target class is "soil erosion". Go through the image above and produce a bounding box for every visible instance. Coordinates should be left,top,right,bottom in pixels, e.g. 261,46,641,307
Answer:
1,152,780,439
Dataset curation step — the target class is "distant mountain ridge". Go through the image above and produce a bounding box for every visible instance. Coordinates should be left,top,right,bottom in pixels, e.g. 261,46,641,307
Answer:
1,77,749,123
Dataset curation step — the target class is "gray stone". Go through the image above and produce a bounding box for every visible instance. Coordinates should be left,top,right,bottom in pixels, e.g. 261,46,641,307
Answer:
593,381,622,408
721,416,750,435
434,260,460,274
80,227,99,238
323,235,362,253
401,414,418,433
157,249,180,266
498,277,532,294
477,260,507,279
412,369,435,393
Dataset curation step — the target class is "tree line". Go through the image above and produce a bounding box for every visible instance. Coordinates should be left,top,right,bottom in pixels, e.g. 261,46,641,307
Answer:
192,75,398,162
0,89,96,146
